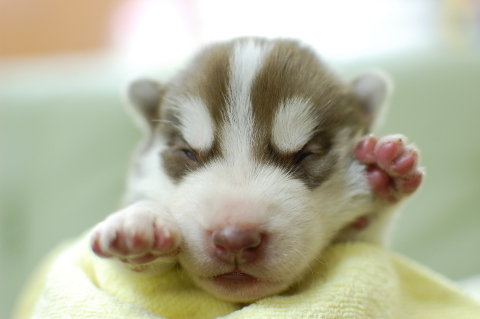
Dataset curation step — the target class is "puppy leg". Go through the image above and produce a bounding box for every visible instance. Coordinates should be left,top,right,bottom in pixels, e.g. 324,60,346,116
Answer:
90,201,181,272
335,134,423,244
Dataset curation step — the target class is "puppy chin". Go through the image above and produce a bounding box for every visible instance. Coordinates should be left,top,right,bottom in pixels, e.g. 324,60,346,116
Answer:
191,274,291,303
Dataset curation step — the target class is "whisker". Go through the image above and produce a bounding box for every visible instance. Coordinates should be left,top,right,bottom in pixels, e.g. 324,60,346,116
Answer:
285,246,323,290
295,243,327,268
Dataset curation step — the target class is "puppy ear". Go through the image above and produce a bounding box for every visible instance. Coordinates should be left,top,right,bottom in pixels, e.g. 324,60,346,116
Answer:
351,71,392,128
126,79,164,131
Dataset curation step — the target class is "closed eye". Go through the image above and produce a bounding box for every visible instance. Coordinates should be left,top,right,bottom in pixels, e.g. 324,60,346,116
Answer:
293,142,324,165
181,149,197,162
294,151,314,165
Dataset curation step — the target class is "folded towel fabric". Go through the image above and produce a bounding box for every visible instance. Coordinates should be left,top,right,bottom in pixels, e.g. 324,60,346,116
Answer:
13,234,480,319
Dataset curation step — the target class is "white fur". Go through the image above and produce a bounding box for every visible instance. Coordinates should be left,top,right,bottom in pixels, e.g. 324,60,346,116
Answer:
170,161,323,300
123,139,173,205
222,39,271,161
174,95,215,151
272,97,319,153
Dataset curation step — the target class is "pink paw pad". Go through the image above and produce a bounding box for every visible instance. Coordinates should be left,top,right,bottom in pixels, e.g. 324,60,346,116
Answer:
355,134,423,202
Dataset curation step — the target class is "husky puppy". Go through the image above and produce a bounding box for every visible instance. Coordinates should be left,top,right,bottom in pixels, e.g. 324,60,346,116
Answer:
91,38,423,302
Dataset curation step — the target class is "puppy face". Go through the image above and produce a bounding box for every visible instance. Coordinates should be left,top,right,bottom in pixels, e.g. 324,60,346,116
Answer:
128,38,388,302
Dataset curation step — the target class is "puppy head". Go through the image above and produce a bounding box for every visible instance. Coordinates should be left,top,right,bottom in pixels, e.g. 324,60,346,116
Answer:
128,38,390,302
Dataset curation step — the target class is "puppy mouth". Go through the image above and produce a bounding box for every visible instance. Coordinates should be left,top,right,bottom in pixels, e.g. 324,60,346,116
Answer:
213,269,260,283
195,269,289,302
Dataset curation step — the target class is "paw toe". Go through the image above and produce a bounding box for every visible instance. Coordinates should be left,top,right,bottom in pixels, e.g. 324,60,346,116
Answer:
358,134,422,201
397,169,424,194
355,135,377,164
114,231,153,255
366,166,393,199
152,224,176,253
91,233,113,258
374,137,405,169
391,148,418,176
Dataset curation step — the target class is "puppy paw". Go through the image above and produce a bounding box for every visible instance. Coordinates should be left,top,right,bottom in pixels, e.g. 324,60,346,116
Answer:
90,205,181,265
355,134,423,202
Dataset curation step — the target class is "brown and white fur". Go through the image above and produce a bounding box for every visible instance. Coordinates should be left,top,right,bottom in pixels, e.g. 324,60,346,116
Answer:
90,38,423,303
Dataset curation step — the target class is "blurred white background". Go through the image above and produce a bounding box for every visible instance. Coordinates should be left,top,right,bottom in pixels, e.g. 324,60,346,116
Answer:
114,0,438,69
1,0,480,317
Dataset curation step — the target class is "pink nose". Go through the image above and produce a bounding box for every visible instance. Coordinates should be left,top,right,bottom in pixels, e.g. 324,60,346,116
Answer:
212,227,262,265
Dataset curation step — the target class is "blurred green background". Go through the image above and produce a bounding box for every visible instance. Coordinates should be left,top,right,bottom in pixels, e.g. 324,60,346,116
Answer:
1,0,480,318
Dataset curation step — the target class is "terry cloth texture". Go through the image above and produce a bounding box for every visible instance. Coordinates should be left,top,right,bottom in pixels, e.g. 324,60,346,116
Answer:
13,234,480,319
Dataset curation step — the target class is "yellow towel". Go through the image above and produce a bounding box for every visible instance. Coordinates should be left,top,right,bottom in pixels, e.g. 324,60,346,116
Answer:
13,234,480,319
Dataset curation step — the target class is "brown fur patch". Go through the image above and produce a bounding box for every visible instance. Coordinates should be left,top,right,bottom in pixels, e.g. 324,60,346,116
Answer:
156,42,235,181
161,42,232,131
248,39,370,187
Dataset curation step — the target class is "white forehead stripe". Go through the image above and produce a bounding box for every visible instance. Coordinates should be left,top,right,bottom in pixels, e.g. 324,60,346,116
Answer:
223,40,271,158
272,97,318,153
175,96,214,150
